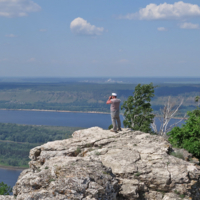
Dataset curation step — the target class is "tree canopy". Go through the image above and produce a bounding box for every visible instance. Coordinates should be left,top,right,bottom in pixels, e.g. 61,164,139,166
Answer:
168,109,200,158
121,83,155,133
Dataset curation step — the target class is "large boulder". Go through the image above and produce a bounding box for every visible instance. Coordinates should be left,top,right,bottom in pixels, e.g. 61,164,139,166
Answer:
13,157,119,200
1,127,200,199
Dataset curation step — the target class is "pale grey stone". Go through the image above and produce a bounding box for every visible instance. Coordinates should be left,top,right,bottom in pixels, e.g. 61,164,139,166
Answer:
1,126,200,200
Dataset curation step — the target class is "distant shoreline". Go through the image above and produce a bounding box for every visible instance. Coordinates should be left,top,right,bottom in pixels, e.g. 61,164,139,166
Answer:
0,165,27,170
0,108,186,119
0,108,187,119
0,108,110,115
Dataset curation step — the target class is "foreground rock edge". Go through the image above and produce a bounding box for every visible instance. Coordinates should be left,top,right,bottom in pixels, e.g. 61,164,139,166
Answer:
1,127,200,200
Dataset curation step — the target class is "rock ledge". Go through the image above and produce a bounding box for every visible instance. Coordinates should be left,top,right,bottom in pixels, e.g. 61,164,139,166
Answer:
1,127,200,200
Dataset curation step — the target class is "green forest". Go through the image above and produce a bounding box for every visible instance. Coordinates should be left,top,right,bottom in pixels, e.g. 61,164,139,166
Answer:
0,123,81,168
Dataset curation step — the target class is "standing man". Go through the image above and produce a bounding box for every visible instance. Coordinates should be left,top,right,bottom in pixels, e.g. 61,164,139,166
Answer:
106,93,122,133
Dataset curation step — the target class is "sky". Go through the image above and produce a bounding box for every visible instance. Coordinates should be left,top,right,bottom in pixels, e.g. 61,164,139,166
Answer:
0,0,200,77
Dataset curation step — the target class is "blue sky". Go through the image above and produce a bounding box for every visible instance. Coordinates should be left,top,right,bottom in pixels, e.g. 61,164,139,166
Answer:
0,0,200,77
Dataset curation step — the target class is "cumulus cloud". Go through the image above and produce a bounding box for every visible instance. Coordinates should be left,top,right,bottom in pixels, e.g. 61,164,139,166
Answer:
119,1,200,20
0,0,41,18
70,17,104,36
5,34,17,37
180,22,200,29
157,27,167,31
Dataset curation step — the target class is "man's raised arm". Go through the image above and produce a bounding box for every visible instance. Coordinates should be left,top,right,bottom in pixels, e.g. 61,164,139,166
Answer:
106,96,112,104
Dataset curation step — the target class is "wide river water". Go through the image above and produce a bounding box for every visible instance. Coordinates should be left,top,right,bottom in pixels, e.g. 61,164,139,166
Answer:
0,110,118,128
0,109,185,188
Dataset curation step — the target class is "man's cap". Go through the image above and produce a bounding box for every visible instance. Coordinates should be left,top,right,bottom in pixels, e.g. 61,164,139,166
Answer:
112,93,117,96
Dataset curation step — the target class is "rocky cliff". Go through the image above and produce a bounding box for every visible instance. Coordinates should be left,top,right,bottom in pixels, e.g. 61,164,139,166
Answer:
1,127,200,200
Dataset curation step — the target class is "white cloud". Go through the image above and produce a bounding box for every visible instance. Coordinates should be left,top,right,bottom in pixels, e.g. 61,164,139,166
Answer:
0,0,41,18
157,27,167,31
119,1,200,20
180,22,200,29
70,17,104,36
5,34,17,37
40,29,47,32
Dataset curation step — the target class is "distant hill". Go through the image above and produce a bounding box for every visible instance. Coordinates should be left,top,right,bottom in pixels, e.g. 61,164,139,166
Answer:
0,82,199,114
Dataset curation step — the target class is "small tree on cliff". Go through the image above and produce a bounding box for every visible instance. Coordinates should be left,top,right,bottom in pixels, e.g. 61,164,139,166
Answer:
0,182,12,195
121,83,155,133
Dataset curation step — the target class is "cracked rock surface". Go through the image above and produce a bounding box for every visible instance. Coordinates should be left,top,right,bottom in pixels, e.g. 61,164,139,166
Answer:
1,127,200,200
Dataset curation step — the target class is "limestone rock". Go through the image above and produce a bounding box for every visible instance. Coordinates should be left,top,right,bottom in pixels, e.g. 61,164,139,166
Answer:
1,126,200,200
13,157,119,200
0,196,14,200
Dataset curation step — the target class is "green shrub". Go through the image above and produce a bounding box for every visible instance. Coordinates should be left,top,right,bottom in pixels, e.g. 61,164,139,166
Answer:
168,109,200,158
108,124,113,130
0,182,12,195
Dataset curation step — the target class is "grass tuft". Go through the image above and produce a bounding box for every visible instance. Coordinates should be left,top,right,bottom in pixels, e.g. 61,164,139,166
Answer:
170,151,184,160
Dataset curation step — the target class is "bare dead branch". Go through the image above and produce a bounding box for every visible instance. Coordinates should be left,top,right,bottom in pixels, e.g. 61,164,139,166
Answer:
152,96,185,136
151,118,157,133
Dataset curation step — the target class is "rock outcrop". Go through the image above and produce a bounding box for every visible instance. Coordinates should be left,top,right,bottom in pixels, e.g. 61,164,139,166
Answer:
1,127,200,200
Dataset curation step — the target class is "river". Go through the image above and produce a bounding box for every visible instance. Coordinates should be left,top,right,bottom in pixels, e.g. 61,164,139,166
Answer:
0,109,185,189
0,168,22,188
0,110,123,129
